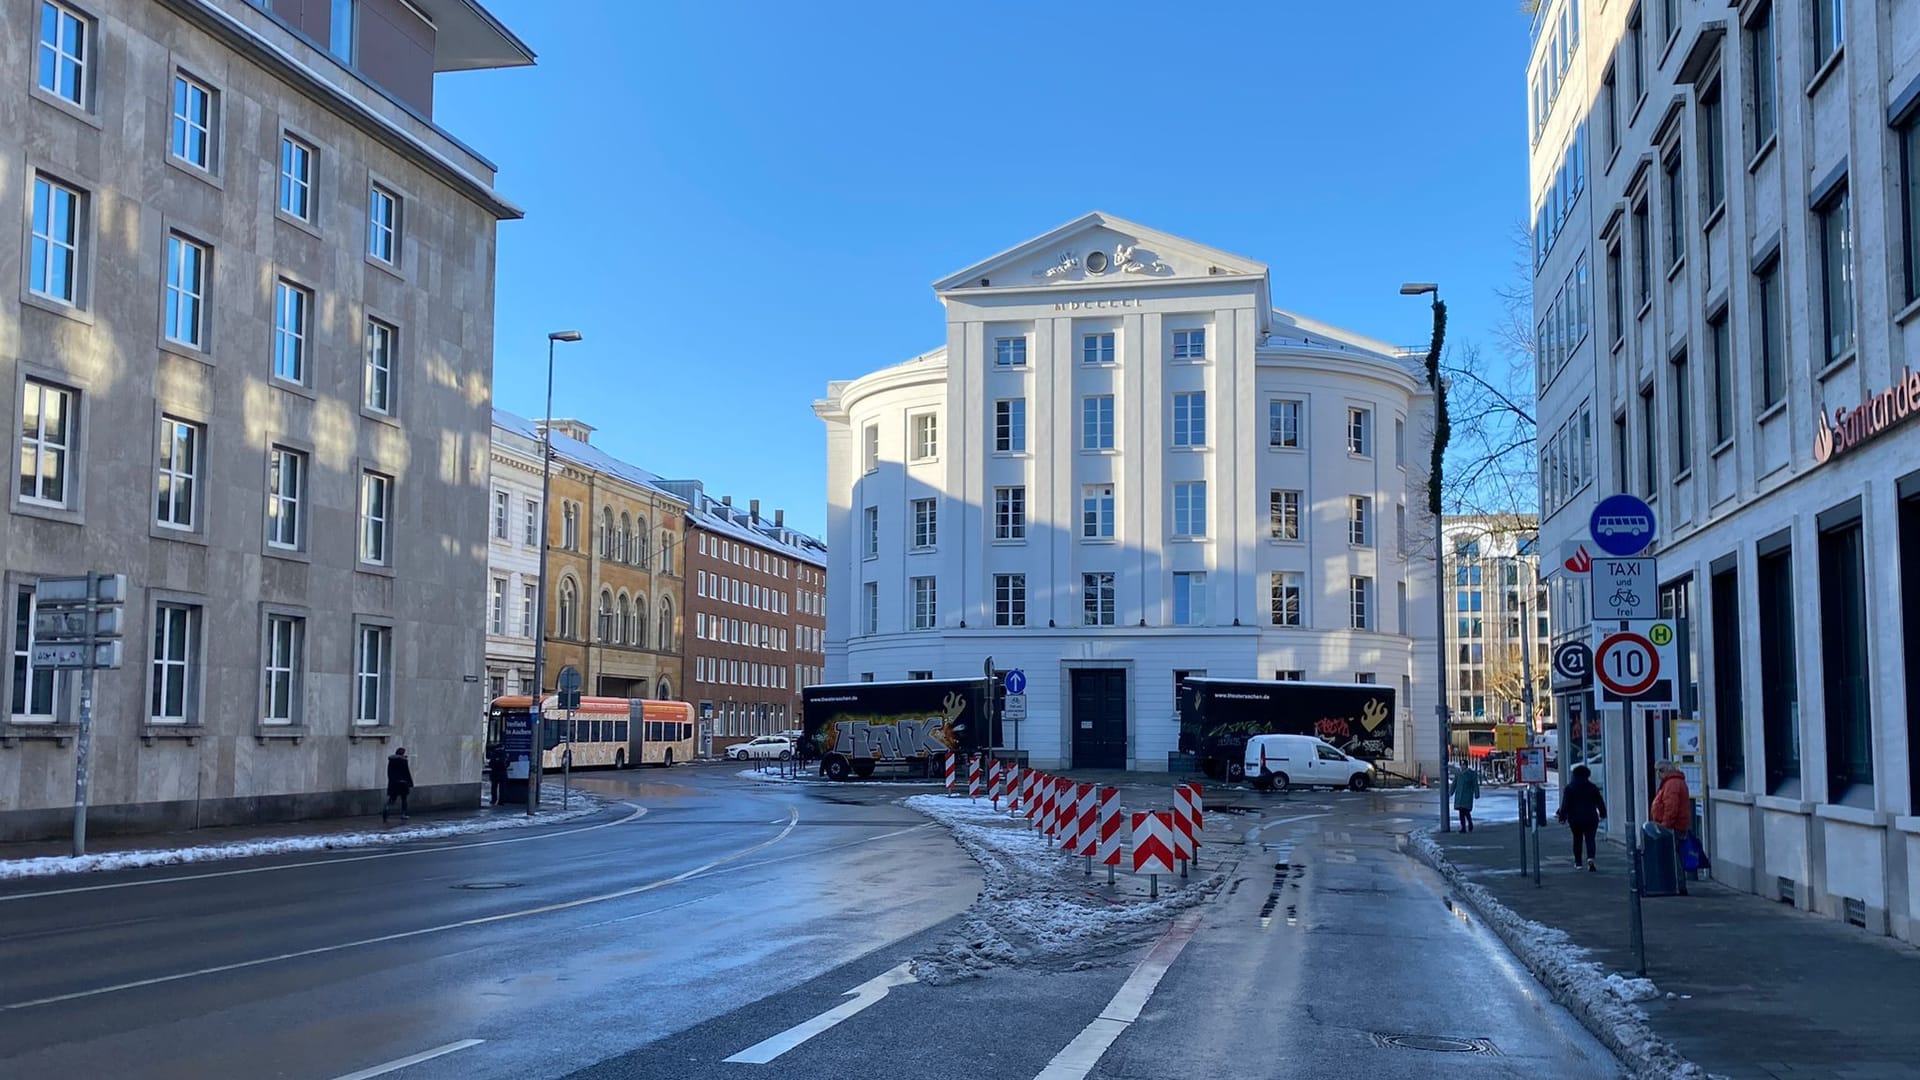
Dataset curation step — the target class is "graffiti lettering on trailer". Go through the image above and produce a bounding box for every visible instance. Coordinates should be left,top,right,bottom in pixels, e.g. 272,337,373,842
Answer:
1314,717,1352,741
833,719,951,759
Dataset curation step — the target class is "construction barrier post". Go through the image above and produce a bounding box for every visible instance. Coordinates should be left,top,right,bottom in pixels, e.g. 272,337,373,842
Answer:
988,758,1004,809
943,751,956,795
968,755,981,801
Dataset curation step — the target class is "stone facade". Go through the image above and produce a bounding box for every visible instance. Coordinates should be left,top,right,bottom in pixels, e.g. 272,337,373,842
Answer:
0,0,529,839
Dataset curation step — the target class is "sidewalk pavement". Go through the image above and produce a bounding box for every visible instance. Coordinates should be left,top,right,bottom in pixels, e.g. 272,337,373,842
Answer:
1425,820,1920,1080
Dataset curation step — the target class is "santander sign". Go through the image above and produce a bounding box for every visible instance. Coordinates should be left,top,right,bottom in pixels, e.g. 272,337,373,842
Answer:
1814,367,1920,465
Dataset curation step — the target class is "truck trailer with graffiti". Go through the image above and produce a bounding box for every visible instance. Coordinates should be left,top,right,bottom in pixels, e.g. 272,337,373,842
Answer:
801,679,996,781
1178,678,1396,782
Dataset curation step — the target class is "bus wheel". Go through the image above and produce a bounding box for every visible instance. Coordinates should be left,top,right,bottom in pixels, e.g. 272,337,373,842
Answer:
823,756,851,782
662,748,674,768
614,749,626,770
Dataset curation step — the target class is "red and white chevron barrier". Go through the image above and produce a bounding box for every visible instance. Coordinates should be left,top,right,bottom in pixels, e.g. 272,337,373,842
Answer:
1132,811,1177,895
967,755,982,800
1025,772,1044,825
1172,784,1195,873
943,751,956,794
1036,775,1055,835
1096,788,1123,883
987,758,1004,808
1073,783,1098,866
1055,778,1075,840
1187,782,1204,847
1008,765,1026,814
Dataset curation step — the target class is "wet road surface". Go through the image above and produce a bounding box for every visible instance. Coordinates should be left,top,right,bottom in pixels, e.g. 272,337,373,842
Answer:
1,771,1623,1079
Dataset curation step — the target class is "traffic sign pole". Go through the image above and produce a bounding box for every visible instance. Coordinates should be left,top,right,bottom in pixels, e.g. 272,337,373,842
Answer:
71,572,97,858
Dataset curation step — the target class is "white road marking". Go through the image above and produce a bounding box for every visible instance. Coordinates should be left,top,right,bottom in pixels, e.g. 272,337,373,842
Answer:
329,1039,483,1080
723,963,917,1064
0,809,800,1012
1032,912,1203,1080
0,804,650,904
1241,812,1329,844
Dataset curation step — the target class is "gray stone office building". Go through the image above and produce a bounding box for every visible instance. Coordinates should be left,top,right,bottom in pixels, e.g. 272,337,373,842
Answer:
0,0,531,839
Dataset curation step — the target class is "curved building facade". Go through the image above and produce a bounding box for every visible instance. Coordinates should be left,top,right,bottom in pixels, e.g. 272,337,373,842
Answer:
815,213,1440,773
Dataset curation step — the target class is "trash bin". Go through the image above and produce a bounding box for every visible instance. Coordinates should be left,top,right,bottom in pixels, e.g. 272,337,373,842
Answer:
1640,823,1681,897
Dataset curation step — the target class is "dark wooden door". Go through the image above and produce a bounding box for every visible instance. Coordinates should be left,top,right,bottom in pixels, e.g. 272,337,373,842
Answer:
1070,669,1128,769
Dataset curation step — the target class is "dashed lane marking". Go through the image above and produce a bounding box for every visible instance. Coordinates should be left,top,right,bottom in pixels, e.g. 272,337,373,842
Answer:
328,1039,484,1080
1031,911,1203,1080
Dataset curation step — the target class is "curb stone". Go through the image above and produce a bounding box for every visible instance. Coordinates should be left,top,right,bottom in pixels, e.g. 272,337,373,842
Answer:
1403,829,1719,1080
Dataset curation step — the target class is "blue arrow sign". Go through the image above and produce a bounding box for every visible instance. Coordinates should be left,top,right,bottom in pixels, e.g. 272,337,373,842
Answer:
1589,494,1658,557
1004,669,1027,695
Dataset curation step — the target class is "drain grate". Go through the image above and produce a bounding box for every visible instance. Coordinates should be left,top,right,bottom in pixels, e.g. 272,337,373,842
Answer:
453,881,524,890
1370,1033,1500,1055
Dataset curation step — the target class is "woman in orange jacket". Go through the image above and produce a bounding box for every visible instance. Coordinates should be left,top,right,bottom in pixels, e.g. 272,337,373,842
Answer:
1649,762,1692,833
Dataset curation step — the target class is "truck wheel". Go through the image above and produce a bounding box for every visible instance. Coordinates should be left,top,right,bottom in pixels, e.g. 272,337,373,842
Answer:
1226,761,1246,782
1348,773,1371,792
852,759,877,779
823,756,851,782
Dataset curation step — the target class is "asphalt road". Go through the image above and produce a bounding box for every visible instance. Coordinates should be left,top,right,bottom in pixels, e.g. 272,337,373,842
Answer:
0,770,1624,1080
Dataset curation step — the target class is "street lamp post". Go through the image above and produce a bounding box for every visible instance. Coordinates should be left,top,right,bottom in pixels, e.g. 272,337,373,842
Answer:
1401,282,1450,832
528,329,583,816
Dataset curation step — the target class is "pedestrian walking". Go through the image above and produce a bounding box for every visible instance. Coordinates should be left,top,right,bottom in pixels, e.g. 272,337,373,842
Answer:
383,747,414,823
1556,763,1607,870
486,743,508,807
1451,758,1482,832
1650,761,1693,894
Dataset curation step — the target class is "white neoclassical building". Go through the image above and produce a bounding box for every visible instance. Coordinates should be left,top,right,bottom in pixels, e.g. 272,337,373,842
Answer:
815,213,1441,775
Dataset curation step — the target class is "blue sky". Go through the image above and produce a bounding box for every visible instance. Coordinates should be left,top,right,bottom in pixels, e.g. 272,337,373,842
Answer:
436,2,1533,538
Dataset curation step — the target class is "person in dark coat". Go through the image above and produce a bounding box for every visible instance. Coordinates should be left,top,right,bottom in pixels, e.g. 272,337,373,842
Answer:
1556,764,1607,870
486,743,509,806
383,747,414,823
1451,760,1481,832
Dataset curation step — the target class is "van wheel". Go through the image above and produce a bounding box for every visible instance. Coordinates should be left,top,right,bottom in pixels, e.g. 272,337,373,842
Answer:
823,756,851,782
1348,773,1371,792
1226,761,1246,782
1270,772,1291,792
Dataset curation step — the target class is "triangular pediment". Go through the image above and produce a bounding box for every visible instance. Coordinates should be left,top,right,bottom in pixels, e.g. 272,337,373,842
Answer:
932,212,1269,294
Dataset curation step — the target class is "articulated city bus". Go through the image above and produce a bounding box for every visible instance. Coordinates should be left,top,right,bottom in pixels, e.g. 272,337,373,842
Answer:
486,696,696,770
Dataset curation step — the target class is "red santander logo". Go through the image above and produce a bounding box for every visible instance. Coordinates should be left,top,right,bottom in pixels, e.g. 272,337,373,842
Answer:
1564,545,1592,574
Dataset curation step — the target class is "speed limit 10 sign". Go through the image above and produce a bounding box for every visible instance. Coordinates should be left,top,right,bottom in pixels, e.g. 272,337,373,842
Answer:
1594,620,1678,705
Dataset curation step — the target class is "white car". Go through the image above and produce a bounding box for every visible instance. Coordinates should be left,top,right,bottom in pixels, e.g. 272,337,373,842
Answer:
732,735,794,761
1244,734,1374,792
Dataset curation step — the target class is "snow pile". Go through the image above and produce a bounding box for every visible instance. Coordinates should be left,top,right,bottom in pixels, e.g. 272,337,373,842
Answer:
906,794,1222,984
1408,830,1710,1080
0,783,606,882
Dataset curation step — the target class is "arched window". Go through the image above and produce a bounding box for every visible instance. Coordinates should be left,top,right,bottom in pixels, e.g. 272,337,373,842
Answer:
601,508,615,558
557,578,578,638
635,516,651,567
616,593,631,644
660,529,674,575
658,596,675,652
656,677,672,700
598,589,614,642
618,512,632,563
633,594,649,649
562,503,578,550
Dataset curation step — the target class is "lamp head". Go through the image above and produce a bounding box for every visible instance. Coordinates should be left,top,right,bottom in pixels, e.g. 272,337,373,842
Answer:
548,330,583,343
1399,283,1439,297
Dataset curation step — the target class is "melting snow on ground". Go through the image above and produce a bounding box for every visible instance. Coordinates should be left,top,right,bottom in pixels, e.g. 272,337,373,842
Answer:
0,784,606,882
1410,830,1713,1080
905,794,1221,984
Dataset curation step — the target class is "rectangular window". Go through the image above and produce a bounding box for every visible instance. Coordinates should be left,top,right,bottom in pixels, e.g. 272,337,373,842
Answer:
1749,5,1777,153
1663,153,1685,266
994,336,1027,368
355,624,389,726
908,412,938,461
147,602,199,723
164,234,208,348
1269,489,1301,541
170,74,215,170
18,378,75,507
1756,256,1786,408
994,485,1026,540
1394,419,1405,468
1710,564,1745,787
364,318,395,414
1171,328,1207,360
1347,407,1372,456
1082,572,1116,626
279,135,314,220
368,183,400,264
272,279,310,382
995,398,1026,453
359,471,391,565
1902,118,1920,305
1709,313,1733,445
1639,385,1657,497
11,588,58,719
862,423,878,473
1811,0,1843,67
1661,0,1679,42
522,583,535,636
490,577,507,634
910,497,937,550
1275,670,1305,682
1670,351,1692,476
1082,395,1116,450
155,416,200,529
1349,576,1373,630
29,174,83,305
1602,63,1619,157
328,0,355,62
491,490,509,540
1082,484,1115,539
1820,517,1871,798
1270,572,1302,626
1700,83,1725,213
994,573,1026,627
1605,242,1624,344
1817,183,1854,363
267,446,305,549
910,577,937,630
1348,496,1371,545
1631,200,1651,308
1082,332,1115,364
861,581,877,635
1269,399,1302,448
262,614,304,724
36,1,89,107
1171,392,1206,447
1173,572,1207,626
1628,9,1645,102
863,506,879,559
525,500,540,546
1172,481,1207,538
1758,542,1800,792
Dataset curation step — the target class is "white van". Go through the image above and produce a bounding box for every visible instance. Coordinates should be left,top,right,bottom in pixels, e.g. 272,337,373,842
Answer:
1244,734,1374,792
